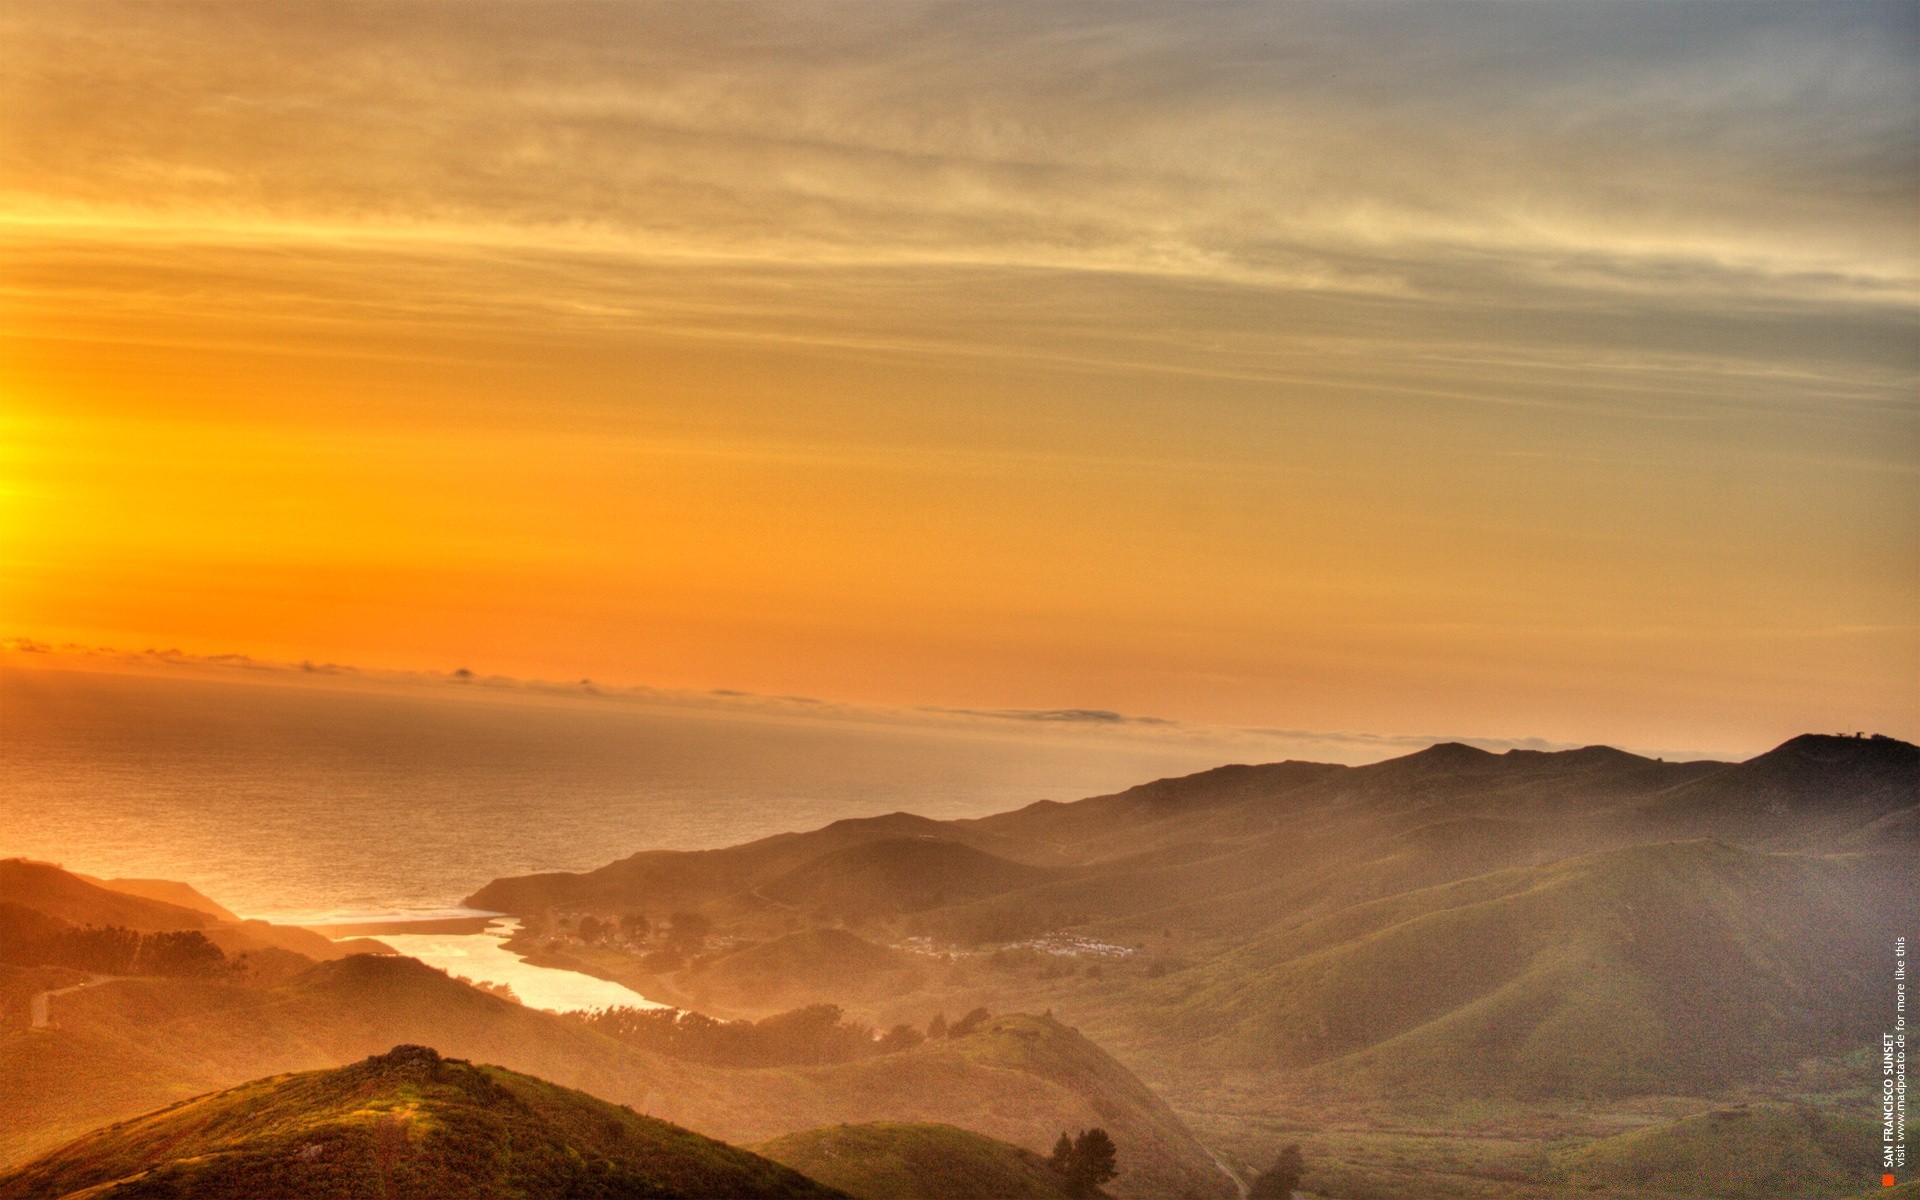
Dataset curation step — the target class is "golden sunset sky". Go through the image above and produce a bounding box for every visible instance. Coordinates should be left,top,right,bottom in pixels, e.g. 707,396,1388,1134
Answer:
2,1,1915,753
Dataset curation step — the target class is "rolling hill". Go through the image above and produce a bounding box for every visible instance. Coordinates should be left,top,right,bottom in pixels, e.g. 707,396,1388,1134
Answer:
1142,839,1903,1096
0,1044,844,1199
469,736,1914,947
0,956,1232,1199
691,928,921,1008
1552,1102,1877,1199
755,1122,1089,1199
0,860,387,965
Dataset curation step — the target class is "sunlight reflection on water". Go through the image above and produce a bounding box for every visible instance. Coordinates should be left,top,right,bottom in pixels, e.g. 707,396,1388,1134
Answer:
1,669,1234,920
378,918,667,1013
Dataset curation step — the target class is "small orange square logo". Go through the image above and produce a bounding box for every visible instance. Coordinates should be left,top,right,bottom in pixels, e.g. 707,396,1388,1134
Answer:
1886,1175,1899,1187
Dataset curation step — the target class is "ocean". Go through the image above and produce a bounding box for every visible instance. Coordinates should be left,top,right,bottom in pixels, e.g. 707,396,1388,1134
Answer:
0,666,1246,923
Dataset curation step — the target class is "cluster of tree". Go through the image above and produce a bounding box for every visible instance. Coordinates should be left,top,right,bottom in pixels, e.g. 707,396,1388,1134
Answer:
574,1002,1000,1068
1047,1128,1118,1197
578,1003,894,1067
0,919,228,979
452,974,521,1003
924,1006,992,1039
1248,1144,1305,1199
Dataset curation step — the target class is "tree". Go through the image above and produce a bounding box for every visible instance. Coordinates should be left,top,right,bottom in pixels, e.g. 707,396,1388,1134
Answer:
949,1006,991,1037
877,1023,924,1052
1049,1132,1075,1173
134,930,227,978
1047,1128,1117,1197
926,1012,948,1039
619,913,650,943
1070,1128,1118,1194
576,915,606,943
1248,1144,1305,1199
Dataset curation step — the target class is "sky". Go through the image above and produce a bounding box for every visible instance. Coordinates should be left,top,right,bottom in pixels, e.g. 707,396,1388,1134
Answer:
1,1,1915,755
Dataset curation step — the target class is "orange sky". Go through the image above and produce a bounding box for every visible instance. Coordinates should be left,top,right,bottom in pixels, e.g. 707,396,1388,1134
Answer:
2,2,1915,754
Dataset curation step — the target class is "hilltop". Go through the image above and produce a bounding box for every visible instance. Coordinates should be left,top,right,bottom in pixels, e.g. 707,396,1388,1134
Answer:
469,735,1914,945
0,1044,842,1199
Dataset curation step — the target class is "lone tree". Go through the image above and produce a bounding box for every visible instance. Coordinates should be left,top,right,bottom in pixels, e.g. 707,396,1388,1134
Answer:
1047,1127,1118,1197
1248,1143,1305,1199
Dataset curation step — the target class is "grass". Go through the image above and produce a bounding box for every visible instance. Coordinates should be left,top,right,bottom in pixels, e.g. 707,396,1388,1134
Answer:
0,1044,846,1199
755,1122,1086,1199
1552,1102,1878,1199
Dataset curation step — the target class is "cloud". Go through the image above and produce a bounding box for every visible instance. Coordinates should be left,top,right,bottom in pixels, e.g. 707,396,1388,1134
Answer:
5,2,1914,305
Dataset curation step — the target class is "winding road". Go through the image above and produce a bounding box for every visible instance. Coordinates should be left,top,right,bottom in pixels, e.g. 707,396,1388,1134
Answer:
1207,1145,1249,1199
29,975,119,1029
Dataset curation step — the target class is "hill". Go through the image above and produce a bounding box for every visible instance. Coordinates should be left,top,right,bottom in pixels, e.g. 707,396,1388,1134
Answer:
1552,1102,1876,1199
468,736,1914,949
74,876,239,922
761,839,1058,918
1141,840,1905,1096
0,957,1230,1198
693,928,920,1008
0,860,386,965
718,1014,1227,1200
0,860,218,932
0,1044,843,1199
755,1122,1088,1199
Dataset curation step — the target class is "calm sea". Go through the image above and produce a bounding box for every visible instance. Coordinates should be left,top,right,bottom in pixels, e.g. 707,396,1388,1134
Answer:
0,667,1244,922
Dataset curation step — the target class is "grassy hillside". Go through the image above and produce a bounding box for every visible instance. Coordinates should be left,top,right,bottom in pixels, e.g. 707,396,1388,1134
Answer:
1552,1103,1877,1199
0,860,385,965
755,1122,1087,1199
0,958,1228,1199
1143,841,1901,1096
693,928,921,1008
0,860,218,931
466,736,1912,957
76,876,240,922
762,839,1059,918
0,1044,844,1199
585,1011,1230,1200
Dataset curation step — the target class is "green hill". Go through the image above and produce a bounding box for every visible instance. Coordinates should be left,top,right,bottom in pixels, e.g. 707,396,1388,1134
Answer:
0,1044,843,1199
762,839,1058,918
1553,1103,1876,1198
0,860,385,966
719,1014,1228,1200
1147,840,1900,1096
0,958,1229,1199
694,928,919,1007
755,1122,1087,1199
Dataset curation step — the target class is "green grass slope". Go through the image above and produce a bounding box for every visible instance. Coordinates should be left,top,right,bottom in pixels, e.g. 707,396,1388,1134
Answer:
0,959,1227,1200
1146,841,1905,1096
1553,1103,1878,1199
712,1015,1230,1200
762,839,1058,918
694,928,919,1007
0,1044,844,1200
754,1122,1087,1199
